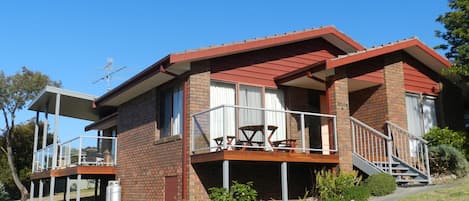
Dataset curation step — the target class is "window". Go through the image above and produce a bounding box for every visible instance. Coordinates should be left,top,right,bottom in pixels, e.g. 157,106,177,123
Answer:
161,85,183,138
405,93,437,137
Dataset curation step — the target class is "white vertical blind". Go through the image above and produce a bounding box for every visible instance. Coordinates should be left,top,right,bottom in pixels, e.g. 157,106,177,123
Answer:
239,85,263,141
210,82,236,148
406,94,424,136
422,96,437,134
265,89,286,142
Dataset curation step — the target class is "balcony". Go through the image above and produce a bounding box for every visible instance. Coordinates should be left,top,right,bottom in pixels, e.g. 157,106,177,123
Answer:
191,105,339,164
32,136,117,179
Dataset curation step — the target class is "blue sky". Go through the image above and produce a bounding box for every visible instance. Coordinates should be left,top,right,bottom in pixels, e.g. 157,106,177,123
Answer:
0,0,450,141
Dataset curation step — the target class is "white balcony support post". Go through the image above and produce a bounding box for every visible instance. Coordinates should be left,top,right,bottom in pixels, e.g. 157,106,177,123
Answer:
281,162,288,201
351,121,356,153
264,110,268,151
30,181,35,201
38,179,43,201
52,93,61,170
78,137,83,165
76,174,81,201
386,125,393,174
49,177,55,201
300,113,305,153
65,177,71,201
222,160,229,190
32,111,39,173
223,106,227,150
41,102,49,170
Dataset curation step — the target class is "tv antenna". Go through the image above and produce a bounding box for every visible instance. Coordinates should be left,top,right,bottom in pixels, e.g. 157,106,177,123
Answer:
92,58,127,91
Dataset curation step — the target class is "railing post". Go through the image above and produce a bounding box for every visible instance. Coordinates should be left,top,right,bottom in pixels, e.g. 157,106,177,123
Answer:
333,117,338,152
223,106,227,150
78,137,82,166
424,144,431,184
114,137,118,166
351,121,356,153
264,109,269,151
387,138,393,174
58,144,62,169
191,116,195,154
300,113,305,153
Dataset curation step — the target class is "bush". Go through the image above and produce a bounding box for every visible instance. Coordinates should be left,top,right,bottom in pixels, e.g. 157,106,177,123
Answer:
315,170,361,201
208,181,257,201
0,182,9,201
342,185,370,201
424,127,468,158
363,173,396,196
429,144,469,177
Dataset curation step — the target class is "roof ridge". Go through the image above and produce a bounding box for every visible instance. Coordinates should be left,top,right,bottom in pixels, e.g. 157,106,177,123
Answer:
332,36,417,60
175,25,337,54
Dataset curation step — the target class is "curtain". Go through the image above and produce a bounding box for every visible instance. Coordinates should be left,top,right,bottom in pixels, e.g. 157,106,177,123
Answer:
172,86,183,135
210,82,236,148
161,90,172,138
406,94,424,136
422,96,437,134
239,85,262,141
265,89,286,142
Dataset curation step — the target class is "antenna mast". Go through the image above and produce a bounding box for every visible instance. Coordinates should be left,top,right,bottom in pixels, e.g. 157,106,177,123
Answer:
93,58,127,91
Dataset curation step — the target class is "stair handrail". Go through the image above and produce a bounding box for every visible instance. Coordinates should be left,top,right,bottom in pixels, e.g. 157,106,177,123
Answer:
350,117,393,174
386,121,431,184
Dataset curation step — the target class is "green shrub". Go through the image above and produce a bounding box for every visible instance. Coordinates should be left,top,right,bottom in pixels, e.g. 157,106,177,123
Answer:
424,127,468,157
315,170,361,201
342,185,370,201
363,173,396,196
429,144,469,177
208,181,257,201
0,182,9,201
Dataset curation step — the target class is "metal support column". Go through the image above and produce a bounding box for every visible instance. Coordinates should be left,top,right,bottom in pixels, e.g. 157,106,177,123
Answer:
52,93,61,170
66,177,71,201
30,181,35,201
76,174,81,201
281,162,288,201
38,179,43,201
222,160,229,190
49,177,55,201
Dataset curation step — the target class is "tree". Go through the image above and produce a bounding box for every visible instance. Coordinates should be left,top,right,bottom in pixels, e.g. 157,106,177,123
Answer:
0,67,60,201
435,0,469,92
0,120,52,199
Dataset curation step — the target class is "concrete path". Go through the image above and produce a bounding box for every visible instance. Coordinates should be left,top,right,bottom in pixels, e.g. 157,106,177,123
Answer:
369,182,459,201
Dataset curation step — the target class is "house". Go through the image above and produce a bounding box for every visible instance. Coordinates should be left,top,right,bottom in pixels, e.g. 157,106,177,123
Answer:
28,26,464,201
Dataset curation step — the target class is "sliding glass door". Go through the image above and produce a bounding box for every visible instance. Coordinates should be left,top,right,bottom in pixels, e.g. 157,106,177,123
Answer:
405,93,437,156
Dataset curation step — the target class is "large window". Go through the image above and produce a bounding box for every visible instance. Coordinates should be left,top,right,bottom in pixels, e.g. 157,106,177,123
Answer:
209,81,286,143
161,85,183,138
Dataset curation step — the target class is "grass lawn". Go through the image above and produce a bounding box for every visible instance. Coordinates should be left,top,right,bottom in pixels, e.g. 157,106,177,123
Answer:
399,177,469,201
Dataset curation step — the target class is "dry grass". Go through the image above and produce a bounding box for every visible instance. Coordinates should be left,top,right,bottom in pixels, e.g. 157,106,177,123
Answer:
399,177,469,201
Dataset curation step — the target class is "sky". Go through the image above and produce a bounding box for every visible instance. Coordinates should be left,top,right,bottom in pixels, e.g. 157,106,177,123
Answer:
0,0,451,141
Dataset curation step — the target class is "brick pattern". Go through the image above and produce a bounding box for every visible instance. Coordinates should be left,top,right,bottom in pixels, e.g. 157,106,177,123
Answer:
187,61,211,201
349,85,387,132
383,53,407,129
117,90,183,201
327,70,353,172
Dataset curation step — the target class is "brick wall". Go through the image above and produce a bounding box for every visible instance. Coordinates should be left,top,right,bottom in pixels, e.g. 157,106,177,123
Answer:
383,53,408,129
117,89,183,201
349,85,387,132
327,69,353,172
187,61,212,201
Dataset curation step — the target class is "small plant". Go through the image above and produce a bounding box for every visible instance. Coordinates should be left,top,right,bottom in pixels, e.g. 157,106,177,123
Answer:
0,182,9,201
424,127,468,158
342,185,370,201
363,173,396,196
315,170,361,201
429,144,469,177
208,181,257,201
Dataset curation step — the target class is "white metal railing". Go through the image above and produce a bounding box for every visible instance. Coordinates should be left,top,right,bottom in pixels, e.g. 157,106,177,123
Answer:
386,121,430,178
351,117,393,173
33,136,117,172
191,105,337,154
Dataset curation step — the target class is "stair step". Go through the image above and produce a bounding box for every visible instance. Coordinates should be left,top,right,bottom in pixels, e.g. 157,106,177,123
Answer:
379,167,409,171
395,179,429,184
373,161,400,166
392,172,419,177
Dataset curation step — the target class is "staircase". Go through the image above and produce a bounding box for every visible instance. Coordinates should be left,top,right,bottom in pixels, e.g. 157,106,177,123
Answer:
350,117,431,185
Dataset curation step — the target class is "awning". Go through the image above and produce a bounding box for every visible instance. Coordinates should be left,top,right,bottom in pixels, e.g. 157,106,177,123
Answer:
28,86,99,121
